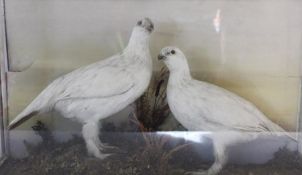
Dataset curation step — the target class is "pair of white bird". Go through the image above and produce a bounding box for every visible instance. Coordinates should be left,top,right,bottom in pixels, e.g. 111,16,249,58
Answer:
9,18,297,175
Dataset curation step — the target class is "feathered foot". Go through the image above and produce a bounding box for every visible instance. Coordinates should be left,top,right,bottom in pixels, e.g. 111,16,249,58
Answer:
186,139,227,175
82,122,112,159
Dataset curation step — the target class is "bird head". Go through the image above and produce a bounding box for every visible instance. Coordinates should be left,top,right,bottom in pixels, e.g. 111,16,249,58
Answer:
126,18,154,51
134,17,154,33
158,47,189,73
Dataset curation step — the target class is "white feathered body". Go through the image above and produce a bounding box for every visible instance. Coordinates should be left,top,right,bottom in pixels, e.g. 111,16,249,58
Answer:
9,18,156,160
160,46,296,175
11,51,152,126
9,23,153,129
167,76,286,134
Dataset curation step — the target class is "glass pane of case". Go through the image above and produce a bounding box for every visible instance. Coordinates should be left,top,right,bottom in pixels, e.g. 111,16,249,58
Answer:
1,0,301,174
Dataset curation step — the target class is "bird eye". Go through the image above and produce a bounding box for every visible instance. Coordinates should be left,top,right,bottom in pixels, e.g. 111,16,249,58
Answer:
171,50,176,54
137,20,142,25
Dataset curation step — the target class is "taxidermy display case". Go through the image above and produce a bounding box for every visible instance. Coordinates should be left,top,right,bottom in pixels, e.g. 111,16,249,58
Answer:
0,0,302,175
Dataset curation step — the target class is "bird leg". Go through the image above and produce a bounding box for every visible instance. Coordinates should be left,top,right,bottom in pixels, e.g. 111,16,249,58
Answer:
207,142,228,175
82,122,111,159
186,141,228,175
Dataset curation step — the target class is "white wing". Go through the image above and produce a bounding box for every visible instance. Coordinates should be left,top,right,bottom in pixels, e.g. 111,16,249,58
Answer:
190,80,277,132
44,54,135,104
9,54,136,129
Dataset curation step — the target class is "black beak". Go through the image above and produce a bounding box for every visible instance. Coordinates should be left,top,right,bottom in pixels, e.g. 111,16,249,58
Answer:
147,24,154,32
158,54,166,60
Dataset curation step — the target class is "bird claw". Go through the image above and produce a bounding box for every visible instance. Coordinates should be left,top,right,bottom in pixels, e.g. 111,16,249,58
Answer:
185,170,208,175
98,143,123,153
102,144,119,150
94,152,112,160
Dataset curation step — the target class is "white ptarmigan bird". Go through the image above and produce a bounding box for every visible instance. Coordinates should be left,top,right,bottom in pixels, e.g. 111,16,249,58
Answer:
9,18,154,159
158,47,297,175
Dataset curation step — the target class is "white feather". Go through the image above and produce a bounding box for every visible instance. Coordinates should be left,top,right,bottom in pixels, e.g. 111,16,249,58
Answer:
9,18,154,159
160,46,297,175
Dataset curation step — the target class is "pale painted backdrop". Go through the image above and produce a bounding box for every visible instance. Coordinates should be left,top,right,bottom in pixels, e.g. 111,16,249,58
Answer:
6,0,302,132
